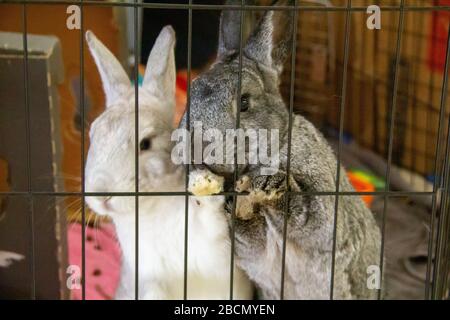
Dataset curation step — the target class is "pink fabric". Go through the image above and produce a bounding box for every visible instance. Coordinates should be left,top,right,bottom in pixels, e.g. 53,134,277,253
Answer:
67,223,121,300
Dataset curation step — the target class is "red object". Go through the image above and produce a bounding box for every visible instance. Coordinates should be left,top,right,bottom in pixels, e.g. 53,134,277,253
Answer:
347,172,375,208
176,73,188,92
428,0,450,73
174,71,189,126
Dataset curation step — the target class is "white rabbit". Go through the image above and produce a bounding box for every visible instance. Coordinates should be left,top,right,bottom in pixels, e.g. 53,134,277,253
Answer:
84,26,253,300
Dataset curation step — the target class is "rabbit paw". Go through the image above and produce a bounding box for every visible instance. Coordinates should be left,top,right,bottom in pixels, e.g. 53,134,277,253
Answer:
235,175,251,192
251,172,289,192
235,190,283,220
234,172,289,220
234,171,301,221
188,169,224,196
235,171,294,193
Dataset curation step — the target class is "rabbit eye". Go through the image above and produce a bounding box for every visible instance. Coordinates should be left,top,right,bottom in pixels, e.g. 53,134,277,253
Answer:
240,94,250,112
139,138,152,151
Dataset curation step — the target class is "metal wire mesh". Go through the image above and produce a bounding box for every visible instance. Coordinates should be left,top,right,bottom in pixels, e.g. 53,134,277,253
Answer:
2,0,450,300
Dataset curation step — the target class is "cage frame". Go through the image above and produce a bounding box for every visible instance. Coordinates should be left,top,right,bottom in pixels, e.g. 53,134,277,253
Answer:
0,0,449,300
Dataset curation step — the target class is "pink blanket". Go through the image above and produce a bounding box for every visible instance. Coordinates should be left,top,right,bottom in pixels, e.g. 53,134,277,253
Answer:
67,223,121,300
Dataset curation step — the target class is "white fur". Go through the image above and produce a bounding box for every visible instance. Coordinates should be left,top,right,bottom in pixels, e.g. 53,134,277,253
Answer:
0,251,24,268
113,194,252,299
85,27,253,300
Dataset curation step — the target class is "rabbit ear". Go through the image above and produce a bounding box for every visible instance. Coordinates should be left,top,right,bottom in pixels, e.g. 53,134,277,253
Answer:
217,5,242,59
243,1,294,73
85,30,131,107
217,0,257,60
142,26,176,104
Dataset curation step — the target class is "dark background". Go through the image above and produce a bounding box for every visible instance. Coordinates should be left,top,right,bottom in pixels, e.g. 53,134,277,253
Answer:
141,0,224,70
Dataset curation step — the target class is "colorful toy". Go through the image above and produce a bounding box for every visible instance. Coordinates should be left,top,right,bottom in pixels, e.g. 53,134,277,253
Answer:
346,169,385,208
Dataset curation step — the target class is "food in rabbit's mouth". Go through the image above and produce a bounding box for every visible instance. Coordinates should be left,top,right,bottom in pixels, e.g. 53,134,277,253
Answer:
189,169,224,196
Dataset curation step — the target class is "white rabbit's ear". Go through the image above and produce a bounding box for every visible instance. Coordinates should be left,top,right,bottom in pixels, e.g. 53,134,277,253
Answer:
142,26,176,105
85,30,130,107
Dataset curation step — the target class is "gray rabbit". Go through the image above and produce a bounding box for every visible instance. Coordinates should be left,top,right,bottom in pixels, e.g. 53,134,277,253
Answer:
180,0,382,299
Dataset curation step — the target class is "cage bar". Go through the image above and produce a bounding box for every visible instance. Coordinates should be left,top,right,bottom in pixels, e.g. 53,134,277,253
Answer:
329,0,352,300
378,0,406,300
78,0,86,301
432,117,450,298
21,2,36,300
425,25,450,300
279,0,299,301
227,0,246,300
0,190,439,197
183,0,193,300
2,1,450,11
134,0,140,300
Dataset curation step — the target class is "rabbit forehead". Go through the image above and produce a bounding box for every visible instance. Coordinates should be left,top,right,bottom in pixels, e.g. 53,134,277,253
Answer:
90,103,170,143
195,61,265,98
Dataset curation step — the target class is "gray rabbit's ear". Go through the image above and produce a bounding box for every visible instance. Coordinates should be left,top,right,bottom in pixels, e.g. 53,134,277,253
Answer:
142,25,176,104
243,1,294,73
85,30,131,108
217,0,256,60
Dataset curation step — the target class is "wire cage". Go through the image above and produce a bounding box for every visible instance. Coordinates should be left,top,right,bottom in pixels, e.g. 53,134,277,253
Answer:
0,0,449,300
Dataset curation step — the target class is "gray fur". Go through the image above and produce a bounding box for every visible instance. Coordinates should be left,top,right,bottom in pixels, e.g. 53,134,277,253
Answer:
180,0,381,299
